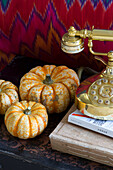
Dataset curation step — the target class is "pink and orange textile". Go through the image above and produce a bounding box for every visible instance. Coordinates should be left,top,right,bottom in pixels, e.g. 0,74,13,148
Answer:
0,0,113,71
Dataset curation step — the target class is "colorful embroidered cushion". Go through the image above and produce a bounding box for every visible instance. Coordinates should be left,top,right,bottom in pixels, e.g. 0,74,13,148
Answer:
0,0,113,71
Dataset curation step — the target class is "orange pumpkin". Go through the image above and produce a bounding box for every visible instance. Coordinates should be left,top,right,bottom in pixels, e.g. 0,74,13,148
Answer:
0,80,19,114
19,65,80,113
5,101,48,139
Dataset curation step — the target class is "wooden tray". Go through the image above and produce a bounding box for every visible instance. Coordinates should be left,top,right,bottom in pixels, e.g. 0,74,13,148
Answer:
49,104,113,167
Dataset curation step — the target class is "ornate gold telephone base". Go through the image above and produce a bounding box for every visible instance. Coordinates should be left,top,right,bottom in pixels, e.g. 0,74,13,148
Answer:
76,51,113,120
61,26,113,120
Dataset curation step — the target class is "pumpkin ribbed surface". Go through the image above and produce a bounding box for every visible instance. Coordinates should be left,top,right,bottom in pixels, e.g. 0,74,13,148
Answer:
19,65,80,113
0,80,19,114
5,101,48,139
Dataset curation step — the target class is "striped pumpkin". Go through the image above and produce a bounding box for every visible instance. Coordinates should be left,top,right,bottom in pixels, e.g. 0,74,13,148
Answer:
0,80,19,114
5,101,48,139
19,65,80,114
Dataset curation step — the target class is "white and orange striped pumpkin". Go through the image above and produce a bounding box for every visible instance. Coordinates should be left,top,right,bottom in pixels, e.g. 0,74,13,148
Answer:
5,101,48,139
0,80,19,115
19,65,80,114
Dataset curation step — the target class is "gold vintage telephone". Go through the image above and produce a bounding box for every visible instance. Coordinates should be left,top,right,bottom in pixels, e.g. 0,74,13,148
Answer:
61,26,113,120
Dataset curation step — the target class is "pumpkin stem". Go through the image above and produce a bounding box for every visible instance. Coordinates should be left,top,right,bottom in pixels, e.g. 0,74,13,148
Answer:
24,107,31,115
43,74,53,85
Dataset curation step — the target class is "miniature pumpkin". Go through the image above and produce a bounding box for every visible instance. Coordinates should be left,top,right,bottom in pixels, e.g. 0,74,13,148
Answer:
19,65,80,114
5,101,48,139
0,80,19,115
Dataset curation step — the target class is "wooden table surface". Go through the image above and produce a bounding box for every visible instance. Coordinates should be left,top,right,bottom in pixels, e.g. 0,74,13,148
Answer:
0,55,112,170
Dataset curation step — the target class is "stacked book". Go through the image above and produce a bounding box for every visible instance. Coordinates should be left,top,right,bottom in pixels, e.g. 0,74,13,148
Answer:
68,109,113,138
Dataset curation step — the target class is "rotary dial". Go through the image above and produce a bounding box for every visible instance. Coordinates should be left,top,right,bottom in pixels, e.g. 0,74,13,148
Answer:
88,78,113,107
